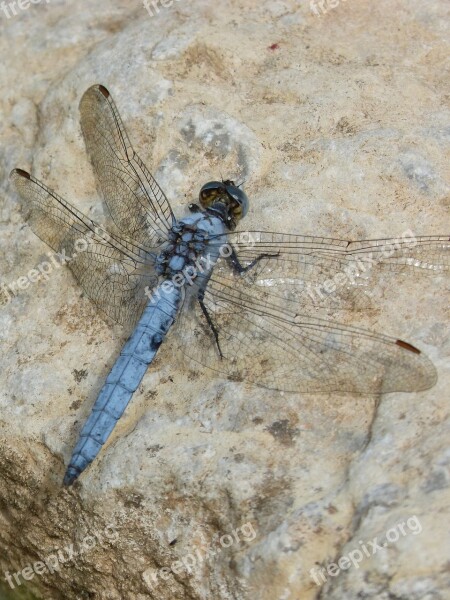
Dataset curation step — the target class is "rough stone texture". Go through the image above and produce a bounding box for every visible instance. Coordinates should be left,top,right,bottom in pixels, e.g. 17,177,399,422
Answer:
0,1,449,599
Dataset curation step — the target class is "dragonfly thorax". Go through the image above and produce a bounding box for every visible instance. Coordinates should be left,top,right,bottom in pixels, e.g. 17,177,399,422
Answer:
155,214,226,279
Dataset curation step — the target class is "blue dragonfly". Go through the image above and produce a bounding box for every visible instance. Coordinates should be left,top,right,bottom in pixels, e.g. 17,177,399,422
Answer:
10,85,449,486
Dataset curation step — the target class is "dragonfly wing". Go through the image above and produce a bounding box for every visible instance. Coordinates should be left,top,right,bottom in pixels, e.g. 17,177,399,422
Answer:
10,169,159,326
174,251,438,394
79,84,175,249
206,231,449,311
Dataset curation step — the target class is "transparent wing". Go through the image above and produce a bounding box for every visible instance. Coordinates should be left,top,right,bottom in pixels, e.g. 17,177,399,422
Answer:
173,230,448,393
79,84,175,248
10,169,159,326
207,231,450,311
175,265,436,394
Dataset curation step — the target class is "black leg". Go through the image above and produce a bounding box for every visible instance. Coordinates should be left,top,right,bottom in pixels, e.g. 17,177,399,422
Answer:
196,246,278,359
198,289,224,359
188,203,202,213
228,245,279,274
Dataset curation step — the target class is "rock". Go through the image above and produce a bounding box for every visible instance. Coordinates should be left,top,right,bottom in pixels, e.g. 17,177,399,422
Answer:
0,1,449,599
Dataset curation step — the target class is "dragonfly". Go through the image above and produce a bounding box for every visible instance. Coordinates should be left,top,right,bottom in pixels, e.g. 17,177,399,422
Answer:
10,84,449,486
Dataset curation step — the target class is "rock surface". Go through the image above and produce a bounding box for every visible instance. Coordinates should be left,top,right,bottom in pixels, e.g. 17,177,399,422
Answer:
0,1,449,599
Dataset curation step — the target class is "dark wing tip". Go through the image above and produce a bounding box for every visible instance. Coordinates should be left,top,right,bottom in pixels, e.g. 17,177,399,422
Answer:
79,84,110,110
10,168,30,179
98,84,110,98
396,339,421,354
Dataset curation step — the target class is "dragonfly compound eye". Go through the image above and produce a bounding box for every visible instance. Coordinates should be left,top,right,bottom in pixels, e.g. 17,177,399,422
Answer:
224,182,249,221
199,181,226,208
199,180,249,227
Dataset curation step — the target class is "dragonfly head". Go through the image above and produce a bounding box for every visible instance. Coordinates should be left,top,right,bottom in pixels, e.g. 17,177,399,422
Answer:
199,180,249,230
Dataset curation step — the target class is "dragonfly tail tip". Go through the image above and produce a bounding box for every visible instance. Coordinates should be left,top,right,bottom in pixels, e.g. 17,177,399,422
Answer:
63,467,80,487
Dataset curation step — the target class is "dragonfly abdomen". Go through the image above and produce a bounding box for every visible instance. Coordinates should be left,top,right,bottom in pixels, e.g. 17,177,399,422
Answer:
63,284,182,486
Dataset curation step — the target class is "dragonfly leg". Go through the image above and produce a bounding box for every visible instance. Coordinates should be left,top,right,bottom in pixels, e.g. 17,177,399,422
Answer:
188,203,202,213
228,245,280,274
198,288,224,359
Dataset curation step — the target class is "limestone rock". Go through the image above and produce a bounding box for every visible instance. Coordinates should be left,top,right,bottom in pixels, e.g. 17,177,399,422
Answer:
1,1,449,599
